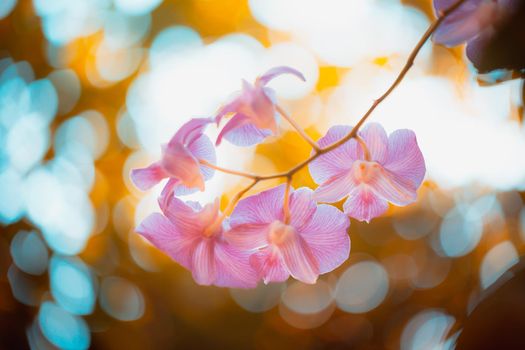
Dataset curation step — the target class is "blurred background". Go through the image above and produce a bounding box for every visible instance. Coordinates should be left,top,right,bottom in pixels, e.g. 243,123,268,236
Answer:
1,0,525,349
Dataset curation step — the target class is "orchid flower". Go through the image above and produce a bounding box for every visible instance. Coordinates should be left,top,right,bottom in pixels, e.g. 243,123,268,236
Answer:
226,185,350,284
137,197,258,288
432,0,518,67
215,66,305,147
308,123,425,223
130,118,216,205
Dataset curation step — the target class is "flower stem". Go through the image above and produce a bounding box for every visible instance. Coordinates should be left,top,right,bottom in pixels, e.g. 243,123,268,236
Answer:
276,104,321,152
283,176,292,224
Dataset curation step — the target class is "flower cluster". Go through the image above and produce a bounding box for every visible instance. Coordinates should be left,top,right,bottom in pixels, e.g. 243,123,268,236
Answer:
132,66,426,288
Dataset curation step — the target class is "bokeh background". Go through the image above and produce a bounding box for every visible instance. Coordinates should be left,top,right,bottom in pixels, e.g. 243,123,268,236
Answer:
1,0,525,349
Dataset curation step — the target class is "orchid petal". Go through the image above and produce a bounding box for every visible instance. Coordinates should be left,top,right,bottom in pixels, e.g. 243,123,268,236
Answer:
369,167,418,206
162,142,204,191
225,223,270,251
159,178,180,210
188,134,216,181
280,232,319,284
299,204,350,273
359,123,388,163
191,239,216,286
433,0,485,46
161,196,204,236
136,213,195,269
216,113,251,146
250,249,289,284
170,118,213,146
313,170,356,203
256,66,306,86
383,129,426,188
288,187,317,230
213,242,258,288
230,185,285,226
343,186,389,222
130,162,167,190
309,125,359,184
220,117,272,146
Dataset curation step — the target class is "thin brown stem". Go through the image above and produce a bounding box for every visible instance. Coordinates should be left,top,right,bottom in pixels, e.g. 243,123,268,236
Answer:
283,176,292,224
276,105,321,152
199,159,259,179
212,0,466,211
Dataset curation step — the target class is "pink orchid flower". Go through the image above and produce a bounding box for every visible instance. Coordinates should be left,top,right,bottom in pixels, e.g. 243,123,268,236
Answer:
226,185,350,284
308,123,425,223
130,118,216,204
432,0,518,67
215,66,305,147
137,197,258,288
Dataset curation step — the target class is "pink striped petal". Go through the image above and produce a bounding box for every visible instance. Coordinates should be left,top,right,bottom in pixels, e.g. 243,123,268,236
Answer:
215,98,241,124
343,186,389,223
191,239,216,286
213,242,258,288
309,125,359,184
162,142,204,191
136,213,196,269
170,118,213,146
220,117,272,146
288,187,317,230
188,134,216,181
216,113,251,146
159,178,181,210
313,170,356,203
298,204,350,273
369,167,418,206
161,196,205,236
280,232,319,284
433,0,484,46
225,223,270,251
383,129,425,189
360,123,388,163
230,185,285,226
256,66,306,86
130,162,167,190
250,249,289,284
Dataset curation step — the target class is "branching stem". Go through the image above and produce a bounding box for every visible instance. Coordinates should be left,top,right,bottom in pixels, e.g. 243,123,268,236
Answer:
208,0,466,211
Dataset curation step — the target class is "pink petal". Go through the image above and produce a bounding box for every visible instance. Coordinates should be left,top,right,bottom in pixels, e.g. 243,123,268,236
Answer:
298,204,350,273
170,117,212,146
159,178,181,210
280,232,319,284
136,213,196,269
191,239,216,286
215,98,241,124
369,167,418,206
230,185,285,226
250,249,289,284
225,223,270,251
213,242,258,288
218,114,272,146
313,169,356,203
288,187,317,230
187,134,216,181
308,125,359,184
162,142,204,191
197,199,221,228
256,66,306,86
161,196,205,236
216,113,251,146
359,123,388,163
433,1,484,46
130,162,167,191
343,186,389,222
383,129,426,189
